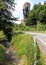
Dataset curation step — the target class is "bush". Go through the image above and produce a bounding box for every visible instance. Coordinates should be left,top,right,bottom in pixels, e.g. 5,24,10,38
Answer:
36,43,43,65
36,21,46,31
0,44,5,63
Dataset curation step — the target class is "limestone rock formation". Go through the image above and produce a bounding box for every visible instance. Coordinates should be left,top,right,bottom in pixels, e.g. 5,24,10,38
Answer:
23,2,30,19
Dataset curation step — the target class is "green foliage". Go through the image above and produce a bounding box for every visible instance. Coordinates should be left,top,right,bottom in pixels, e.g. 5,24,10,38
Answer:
26,2,46,26
0,44,5,63
0,0,4,9
0,0,17,42
0,31,6,40
11,33,44,65
36,21,46,31
0,31,5,64
36,43,43,65
11,34,34,65
13,24,36,32
38,9,46,23
26,10,37,25
13,22,46,32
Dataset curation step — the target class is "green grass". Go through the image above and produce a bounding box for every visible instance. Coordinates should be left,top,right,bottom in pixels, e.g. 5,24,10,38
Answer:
0,44,5,63
11,33,45,65
11,34,34,56
0,30,45,65
40,52,46,65
11,33,34,65
0,31,6,40
0,31,6,63
36,43,44,65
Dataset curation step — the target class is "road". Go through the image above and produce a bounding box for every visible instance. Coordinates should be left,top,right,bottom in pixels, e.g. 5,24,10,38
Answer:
15,31,46,64
24,31,46,55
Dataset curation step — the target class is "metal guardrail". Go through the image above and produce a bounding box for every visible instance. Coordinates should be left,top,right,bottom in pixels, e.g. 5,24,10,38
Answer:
33,36,36,65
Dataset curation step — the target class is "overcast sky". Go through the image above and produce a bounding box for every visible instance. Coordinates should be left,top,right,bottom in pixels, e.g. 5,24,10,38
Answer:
13,0,46,24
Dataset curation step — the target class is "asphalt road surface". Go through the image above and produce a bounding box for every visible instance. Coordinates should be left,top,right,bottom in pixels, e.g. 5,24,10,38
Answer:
24,31,46,55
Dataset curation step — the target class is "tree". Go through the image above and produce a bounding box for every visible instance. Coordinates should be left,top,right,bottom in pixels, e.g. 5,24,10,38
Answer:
26,10,37,25
26,2,46,26
26,4,40,25
38,9,46,24
0,0,17,42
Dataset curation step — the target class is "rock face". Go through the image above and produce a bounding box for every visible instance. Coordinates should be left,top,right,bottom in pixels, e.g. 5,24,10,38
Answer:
4,47,18,64
23,2,30,19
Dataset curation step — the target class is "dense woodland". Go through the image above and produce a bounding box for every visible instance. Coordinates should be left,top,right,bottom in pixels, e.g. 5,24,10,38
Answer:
26,2,46,25
0,0,17,42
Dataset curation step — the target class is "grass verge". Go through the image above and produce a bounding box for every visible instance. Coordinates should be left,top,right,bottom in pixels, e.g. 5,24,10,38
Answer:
11,33,34,65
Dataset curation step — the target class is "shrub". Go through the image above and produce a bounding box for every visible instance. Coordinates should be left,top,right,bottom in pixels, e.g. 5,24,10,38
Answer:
0,44,5,63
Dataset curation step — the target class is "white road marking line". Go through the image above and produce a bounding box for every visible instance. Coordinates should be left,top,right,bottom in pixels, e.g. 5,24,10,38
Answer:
36,37,46,46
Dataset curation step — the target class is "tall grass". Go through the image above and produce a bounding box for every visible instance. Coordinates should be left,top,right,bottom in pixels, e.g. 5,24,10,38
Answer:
11,33,34,65
36,22,46,31
0,44,5,63
0,31,6,64
14,23,46,32
0,31,6,40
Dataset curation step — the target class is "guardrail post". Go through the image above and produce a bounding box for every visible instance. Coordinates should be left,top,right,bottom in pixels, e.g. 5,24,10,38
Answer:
33,36,36,65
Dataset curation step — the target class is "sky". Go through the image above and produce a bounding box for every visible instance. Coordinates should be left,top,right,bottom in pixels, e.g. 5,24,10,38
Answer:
13,0,46,24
